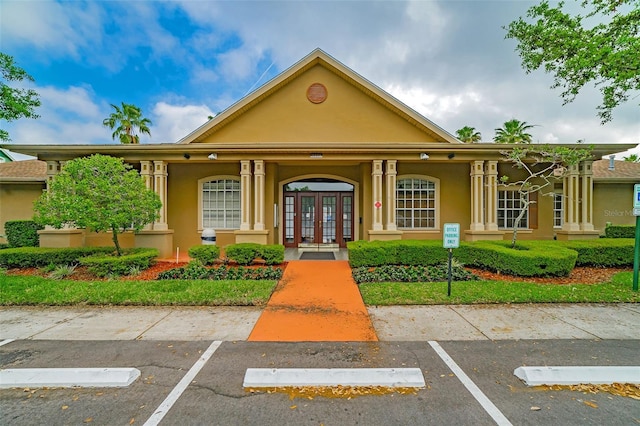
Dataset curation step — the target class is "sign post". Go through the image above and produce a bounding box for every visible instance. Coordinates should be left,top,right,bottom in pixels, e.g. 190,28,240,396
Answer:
633,184,640,291
443,223,460,297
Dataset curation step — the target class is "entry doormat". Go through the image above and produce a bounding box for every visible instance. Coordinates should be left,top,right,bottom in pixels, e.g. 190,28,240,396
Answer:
299,252,335,260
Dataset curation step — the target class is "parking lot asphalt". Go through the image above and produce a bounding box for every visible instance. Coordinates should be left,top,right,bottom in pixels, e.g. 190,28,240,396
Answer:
1,303,639,342
1,304,639,425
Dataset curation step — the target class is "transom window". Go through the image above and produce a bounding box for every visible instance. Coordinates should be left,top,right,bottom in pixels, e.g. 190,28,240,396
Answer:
201,179,240,229
396,178,437,229
498,190,528,228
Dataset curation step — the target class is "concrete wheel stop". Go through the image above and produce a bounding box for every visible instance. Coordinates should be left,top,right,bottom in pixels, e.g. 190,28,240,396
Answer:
0,368,141,388
514,366,640,386
243,368,426,388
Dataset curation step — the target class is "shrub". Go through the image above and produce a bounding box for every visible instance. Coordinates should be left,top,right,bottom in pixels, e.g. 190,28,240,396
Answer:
225,243,262,265
188,245,221,265
348,240,457,267
604,225,636,239
79,248,159,278
559,239,635,267
351,263,478,284
257,245,285,265
5,220,44,247
0,247,114,268
48,264,77,280
455,240,577,277
157,263,283,281
347,241,397,267
0,243,10,250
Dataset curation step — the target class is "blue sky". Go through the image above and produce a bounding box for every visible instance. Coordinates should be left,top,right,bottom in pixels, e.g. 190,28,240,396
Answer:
1,0,638,158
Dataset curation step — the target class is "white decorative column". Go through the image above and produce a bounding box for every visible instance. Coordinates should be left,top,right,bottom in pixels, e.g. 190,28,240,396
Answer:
253,160,265,231
580,160,594,231
140,161,153,230
385,160,397,231
372,160,384,231
470,161,485,231
485,161,498,231
562,164,581,231
153,161,168,231
240,160,252,231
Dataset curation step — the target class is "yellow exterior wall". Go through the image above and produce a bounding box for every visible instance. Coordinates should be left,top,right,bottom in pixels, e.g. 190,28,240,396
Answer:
0,183,44,244
593,182,636,230
201,65,440,144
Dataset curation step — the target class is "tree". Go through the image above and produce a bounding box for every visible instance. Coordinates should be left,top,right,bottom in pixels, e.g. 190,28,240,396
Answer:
0,53,40,142
103,102,152,144
494,119,535,144
623,153,639,162
455,126,482,143
33,154,162,255
500,144,593,247
505,0,640,123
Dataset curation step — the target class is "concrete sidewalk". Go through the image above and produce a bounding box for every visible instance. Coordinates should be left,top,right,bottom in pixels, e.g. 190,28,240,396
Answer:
1,303,639,342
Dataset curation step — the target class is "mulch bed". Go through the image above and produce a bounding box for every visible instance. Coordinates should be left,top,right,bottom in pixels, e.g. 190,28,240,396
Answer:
6,263,631,284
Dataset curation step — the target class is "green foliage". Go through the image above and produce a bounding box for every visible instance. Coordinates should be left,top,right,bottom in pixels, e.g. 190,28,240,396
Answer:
0,247,113,268
347,240,449,267
224,243,284,265
157,262,283,281
33,154,162,255
455,126,482,143
5,220,43,247
559,239,635,267
0,243,9,250
0,53,41,142
188,245,221,265
102,102,152,144
604,225,636,239
352,264,478,284
493,119,535,143
456,240,577,277
48,264,77,280
505,0,640,123
79,248,158,278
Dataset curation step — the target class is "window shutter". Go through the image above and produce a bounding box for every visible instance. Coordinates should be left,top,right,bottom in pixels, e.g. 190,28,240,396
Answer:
529,192,538,229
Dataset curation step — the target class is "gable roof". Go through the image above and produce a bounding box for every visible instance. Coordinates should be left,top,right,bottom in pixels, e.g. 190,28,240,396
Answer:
0,159,47,182
593,159,640,181
178,48,461,145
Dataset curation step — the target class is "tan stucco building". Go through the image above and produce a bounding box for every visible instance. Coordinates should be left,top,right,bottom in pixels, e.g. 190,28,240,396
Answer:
2,50,638,254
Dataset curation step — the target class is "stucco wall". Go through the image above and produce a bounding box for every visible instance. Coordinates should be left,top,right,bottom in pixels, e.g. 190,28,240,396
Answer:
593,182,636,231
0,182,44,243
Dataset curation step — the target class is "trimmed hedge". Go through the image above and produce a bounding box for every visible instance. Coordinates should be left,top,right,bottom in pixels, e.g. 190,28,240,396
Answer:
0,247,114,268
188,245,220,265
5,220,43,247
559,239,635,267
604,225,636,239
347,240,447,267
157,260,283,280
456,241,577,277
79,248,159,277
225,243,284,265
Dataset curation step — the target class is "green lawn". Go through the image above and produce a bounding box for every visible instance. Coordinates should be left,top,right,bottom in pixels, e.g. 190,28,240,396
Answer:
0,276,277,306
359,272,639,305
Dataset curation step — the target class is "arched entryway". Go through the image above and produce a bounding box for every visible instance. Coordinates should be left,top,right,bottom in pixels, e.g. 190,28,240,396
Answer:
282,178,355,248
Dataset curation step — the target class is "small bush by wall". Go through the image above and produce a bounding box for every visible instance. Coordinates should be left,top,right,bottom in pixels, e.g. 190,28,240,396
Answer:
347,240,447,267
225,243,285,265
188,245,221,265
5,220,44,247
559,239,635,267
258,245,285,265
0,247,114,268
604,225,636,239
79,248,159,277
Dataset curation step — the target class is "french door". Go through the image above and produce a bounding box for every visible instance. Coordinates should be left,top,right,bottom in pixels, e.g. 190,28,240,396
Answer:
283,191,353,248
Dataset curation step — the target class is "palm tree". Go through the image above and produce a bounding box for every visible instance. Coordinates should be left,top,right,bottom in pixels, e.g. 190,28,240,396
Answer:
455,126,482,143
103,102,152,144
493,119,535,144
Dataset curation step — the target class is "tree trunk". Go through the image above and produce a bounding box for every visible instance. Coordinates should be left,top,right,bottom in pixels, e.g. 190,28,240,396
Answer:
511,197,529,248
111,226,122,256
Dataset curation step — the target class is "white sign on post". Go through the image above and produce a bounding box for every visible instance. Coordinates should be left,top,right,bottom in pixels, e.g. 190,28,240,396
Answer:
443,223,460,248
634,184,640,216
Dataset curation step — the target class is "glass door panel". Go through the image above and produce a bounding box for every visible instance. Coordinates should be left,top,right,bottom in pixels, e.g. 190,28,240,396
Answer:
321,196,337,243
301,195,316,244
342,195,353,242
284,195,295,245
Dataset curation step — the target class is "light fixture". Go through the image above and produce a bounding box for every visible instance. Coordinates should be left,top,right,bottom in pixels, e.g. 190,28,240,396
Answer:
447,153,455,159
310,153,323,159
208,153,218,160
183,153,191,159
420,153,429,160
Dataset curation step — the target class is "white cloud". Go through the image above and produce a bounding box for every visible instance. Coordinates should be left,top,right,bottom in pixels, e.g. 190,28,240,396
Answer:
151,102,215,143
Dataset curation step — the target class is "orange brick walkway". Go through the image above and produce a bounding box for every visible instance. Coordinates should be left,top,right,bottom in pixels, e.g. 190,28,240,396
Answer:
248,260,378,342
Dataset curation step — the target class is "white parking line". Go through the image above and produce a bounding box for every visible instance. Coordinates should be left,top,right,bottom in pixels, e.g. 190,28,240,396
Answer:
144,340,221,426
429,341,512,426
0,339,15,347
